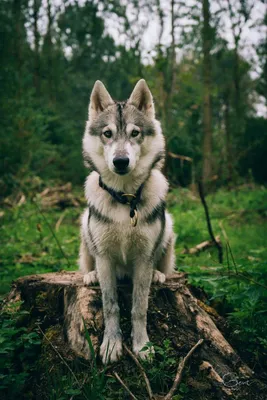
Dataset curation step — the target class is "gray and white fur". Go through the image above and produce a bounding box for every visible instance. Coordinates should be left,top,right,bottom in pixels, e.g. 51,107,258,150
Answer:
79,79,175,363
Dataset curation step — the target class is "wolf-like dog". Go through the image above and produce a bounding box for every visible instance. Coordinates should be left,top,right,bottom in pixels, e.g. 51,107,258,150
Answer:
79,79,175,363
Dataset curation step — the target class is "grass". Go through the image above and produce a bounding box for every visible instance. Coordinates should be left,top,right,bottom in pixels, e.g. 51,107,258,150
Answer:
1,185,266,295
169,185,267,370
169,186,267,299
170,186,267,265
0,202,80,295
0,183,267,398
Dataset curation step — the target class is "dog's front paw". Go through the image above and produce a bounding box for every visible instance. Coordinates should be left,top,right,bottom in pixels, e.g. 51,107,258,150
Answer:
136,345,155,361
83,270,98,285
133,335,154,361
152,270,166,284
100,335,122,364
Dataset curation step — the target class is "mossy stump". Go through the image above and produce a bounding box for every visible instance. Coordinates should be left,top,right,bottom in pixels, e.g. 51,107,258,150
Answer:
5,271,267,399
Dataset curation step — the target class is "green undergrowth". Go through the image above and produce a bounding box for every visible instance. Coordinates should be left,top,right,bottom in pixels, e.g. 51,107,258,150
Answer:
0,301,41,399
0,184,267,398
0,202,81,294
169,185,267,368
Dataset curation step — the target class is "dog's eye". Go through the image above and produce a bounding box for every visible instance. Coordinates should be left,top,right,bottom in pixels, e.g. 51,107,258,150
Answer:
131,129,140,138
103,130,112,138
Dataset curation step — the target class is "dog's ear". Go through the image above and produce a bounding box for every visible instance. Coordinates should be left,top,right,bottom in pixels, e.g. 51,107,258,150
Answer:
89,81,114,120
128,79,155,119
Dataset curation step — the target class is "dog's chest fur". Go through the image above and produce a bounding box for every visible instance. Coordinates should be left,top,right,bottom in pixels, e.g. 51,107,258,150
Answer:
83,170,168,273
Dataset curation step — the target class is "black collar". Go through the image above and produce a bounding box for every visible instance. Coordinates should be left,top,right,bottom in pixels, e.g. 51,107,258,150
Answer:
99,176,144,226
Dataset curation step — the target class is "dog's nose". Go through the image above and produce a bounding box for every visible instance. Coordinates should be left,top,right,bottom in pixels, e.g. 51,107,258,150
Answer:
113,156,129,171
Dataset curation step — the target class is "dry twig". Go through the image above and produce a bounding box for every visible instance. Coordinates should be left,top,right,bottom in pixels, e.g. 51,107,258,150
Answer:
32,200,71,268
39,326,81,389
123,344,154,400
164,339,204,400
114,372,138,400
55,210,67,231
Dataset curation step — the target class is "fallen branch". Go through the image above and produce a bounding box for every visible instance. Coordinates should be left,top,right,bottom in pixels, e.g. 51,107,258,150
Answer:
39,183,72,196
200,361,232,396
38,183,83,208
198,182,223,263
164,339,204,400
182,235,221,255
2,191,26,208
168,152,193,162
114,372,138,400
123,344,154,400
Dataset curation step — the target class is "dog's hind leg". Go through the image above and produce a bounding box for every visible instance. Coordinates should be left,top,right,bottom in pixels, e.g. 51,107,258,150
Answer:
153,235,175,283
153,213,175,283
79,210,98,285
96,256,122,364
156,233,175,276
79,235,98,285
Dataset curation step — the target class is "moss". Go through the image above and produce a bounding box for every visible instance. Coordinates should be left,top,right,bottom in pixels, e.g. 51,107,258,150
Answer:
35,291,47,308
43,325,62,343
34,288,63,322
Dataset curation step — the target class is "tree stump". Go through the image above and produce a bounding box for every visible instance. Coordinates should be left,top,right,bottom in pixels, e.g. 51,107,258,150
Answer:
5,272,266,399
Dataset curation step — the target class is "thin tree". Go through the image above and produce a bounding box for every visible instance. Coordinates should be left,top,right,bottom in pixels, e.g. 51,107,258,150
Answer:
224,0,254,182
201,0,213,183
33,0,41,94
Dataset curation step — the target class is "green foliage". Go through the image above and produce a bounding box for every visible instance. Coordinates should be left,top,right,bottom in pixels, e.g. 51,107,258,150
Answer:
40,370,82,400
0,0,266,195
141,339,177,393
169,185,267,365
45,367,106,400
1,185,266,398
35,319,108,400
0,0,266,397
0,200,80,295
0,302,41,399
82,317,107,399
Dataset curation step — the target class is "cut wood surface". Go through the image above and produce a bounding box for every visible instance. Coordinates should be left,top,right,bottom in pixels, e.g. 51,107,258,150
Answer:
5,272,267,399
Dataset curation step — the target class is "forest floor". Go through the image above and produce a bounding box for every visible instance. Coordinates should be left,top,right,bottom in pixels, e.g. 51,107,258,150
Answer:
1,183,267,399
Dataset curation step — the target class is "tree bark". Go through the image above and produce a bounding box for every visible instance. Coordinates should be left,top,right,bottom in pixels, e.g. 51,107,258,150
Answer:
12,0,24,96
43,0,53,98
33,0,41,94
5,271,266,399
202,0,213,183
224,91,233,184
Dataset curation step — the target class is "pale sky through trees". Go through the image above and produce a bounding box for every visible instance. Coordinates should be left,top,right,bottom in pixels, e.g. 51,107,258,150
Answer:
27,0,267,115
104,0,266,115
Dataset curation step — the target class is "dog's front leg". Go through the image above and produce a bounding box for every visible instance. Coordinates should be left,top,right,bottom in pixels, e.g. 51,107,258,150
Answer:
96,257,122,364
131,261,153,359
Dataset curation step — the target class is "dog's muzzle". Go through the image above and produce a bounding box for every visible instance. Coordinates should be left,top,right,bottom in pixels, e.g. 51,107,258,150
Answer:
113,156,129,175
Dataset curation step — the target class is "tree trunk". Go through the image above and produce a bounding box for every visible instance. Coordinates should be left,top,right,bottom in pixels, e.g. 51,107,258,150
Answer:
43,0,53,99
202,0,213,183
12,0,23,96
33,0,41,94
5,272,266,399
224,92,233,184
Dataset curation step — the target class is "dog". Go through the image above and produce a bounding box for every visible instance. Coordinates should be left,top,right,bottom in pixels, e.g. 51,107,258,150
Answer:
79,79,175,363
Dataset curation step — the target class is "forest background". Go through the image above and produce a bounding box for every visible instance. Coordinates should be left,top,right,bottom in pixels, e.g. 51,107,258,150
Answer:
0,0,267,399
1,0,267,190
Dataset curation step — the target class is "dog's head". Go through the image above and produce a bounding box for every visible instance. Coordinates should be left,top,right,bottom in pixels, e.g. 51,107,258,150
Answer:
83,79,165,182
